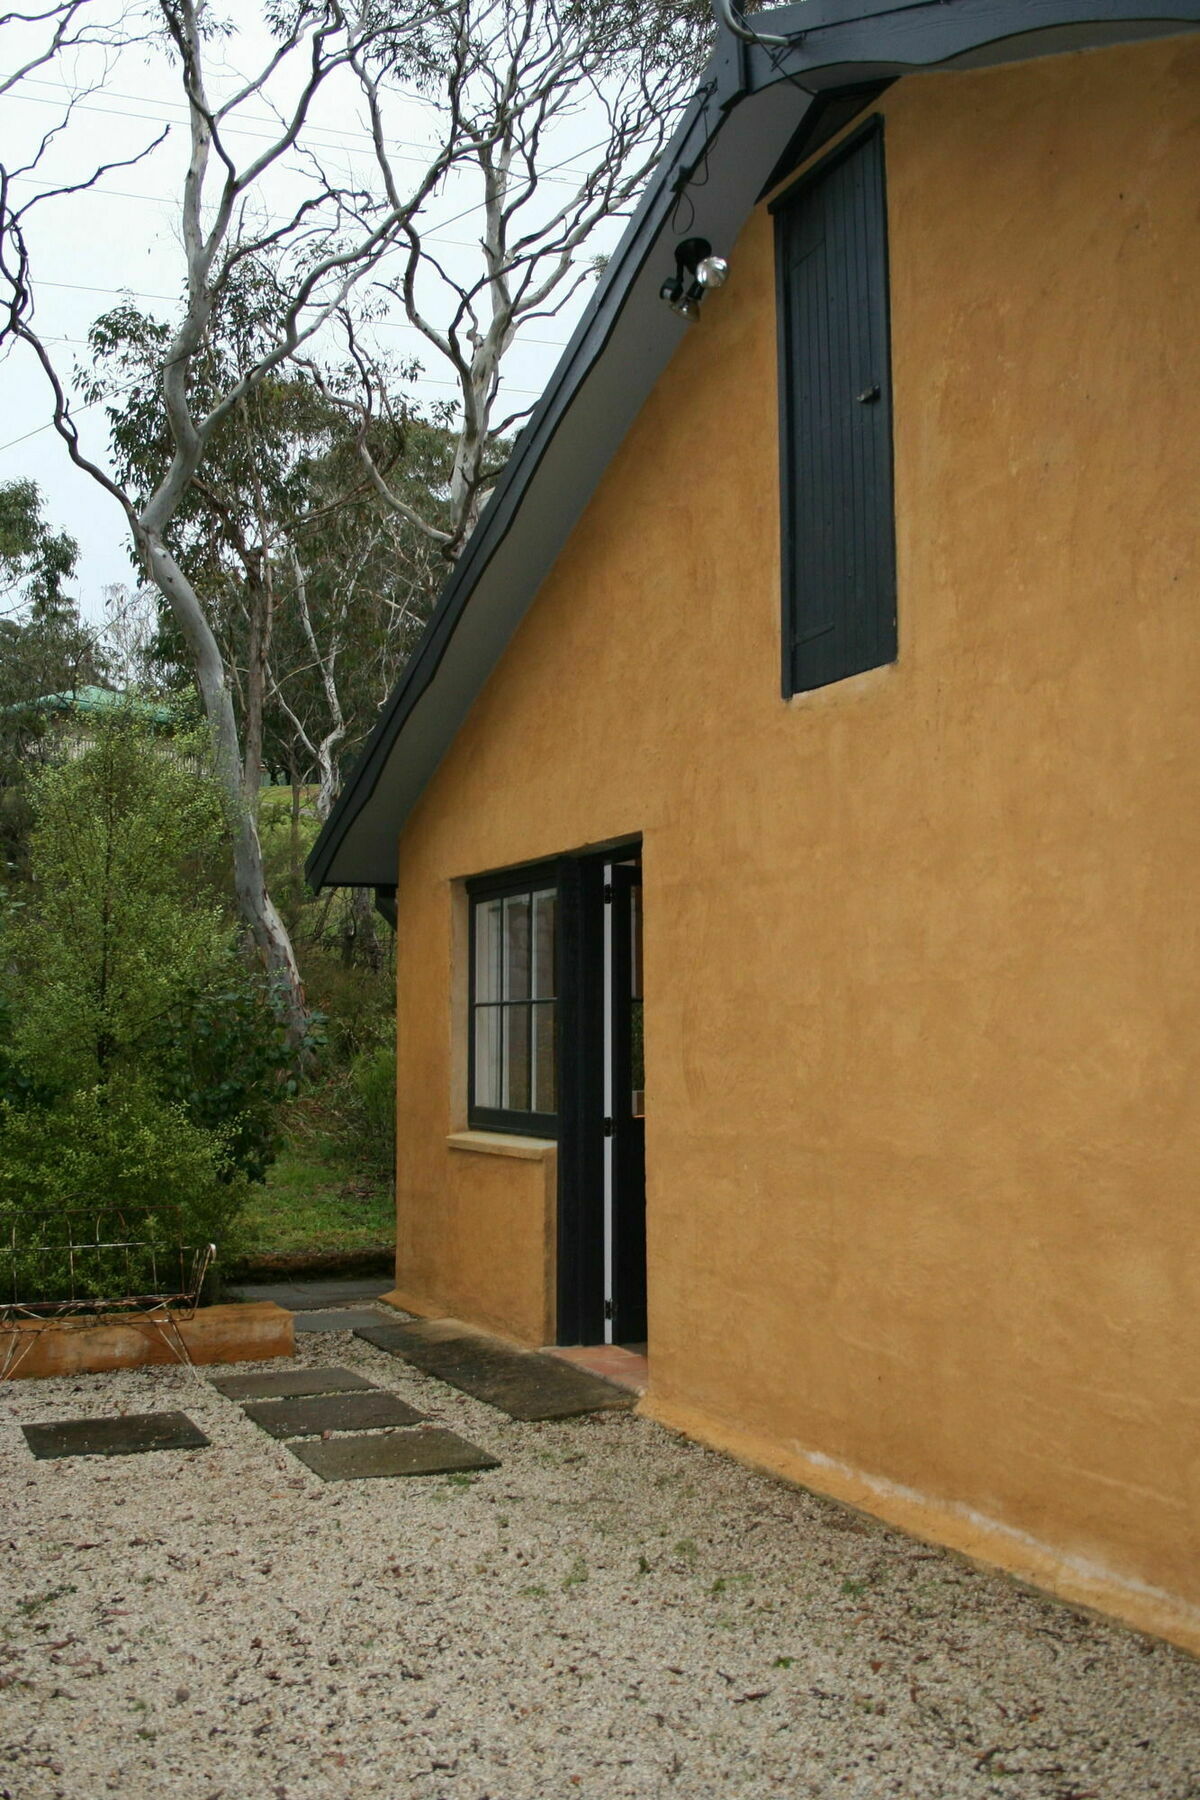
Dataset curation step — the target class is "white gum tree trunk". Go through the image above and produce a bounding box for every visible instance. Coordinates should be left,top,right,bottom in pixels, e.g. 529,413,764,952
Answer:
142,531,308,1042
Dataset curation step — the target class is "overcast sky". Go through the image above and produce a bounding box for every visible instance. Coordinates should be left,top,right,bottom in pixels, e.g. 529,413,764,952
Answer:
1,12,624,622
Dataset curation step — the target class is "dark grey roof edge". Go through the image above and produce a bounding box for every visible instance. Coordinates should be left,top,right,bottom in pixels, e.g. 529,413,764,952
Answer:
308,0,1200,891
305,31,749,892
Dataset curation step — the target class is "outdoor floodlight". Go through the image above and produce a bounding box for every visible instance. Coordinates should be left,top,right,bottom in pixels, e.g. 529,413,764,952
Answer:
659,237,731,322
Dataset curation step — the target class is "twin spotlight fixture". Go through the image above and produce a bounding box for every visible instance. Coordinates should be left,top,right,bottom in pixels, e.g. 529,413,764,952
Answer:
659,236,730,321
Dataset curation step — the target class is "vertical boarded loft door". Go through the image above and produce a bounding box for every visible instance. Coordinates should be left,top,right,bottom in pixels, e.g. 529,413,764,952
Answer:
773,120,897,696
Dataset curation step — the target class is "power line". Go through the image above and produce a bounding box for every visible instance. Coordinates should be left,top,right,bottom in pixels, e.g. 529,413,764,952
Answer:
27,277,571,352
0,106,625,457
19,70,584,166
8,171,498,253
9,169,621,267
6,86,589,188
8,134,629,249
0,333,550,456
30,329,551,395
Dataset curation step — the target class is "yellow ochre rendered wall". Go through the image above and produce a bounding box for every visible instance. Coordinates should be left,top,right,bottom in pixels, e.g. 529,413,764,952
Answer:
391,36,1200,1652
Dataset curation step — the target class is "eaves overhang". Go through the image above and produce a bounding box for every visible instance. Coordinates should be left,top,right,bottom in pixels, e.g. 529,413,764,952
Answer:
308,0,1200,892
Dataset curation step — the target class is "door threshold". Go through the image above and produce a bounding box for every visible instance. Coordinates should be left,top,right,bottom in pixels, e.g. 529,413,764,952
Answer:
545,1343,648,1396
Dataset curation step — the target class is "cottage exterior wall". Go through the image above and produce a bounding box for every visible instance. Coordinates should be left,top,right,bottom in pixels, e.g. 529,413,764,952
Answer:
390,36,1200,1649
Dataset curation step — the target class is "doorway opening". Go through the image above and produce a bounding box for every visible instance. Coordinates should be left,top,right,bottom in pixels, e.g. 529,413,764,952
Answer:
555,843,646,1358
603,858,646,1346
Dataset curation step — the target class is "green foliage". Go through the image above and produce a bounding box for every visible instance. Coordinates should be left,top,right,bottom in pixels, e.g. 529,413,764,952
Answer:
301,950,393,1064
0,1083,249,1298
345,1041,396,1180
0,479,77,612
2,709,300,1193
85,282,455,788
0,482,101,879
150,969,316,1184
7,708,229,1089
0,989,55,1113
87,272,339,558
238,1120,394,1258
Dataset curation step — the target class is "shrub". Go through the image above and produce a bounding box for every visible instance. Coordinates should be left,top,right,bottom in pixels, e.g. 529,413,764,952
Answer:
150,967,320,1184
8,709,229,1091
0,990,55,1113
300,949,394,1067
0,1083,249,1300
344,1042,396,1180
1,711,302,1187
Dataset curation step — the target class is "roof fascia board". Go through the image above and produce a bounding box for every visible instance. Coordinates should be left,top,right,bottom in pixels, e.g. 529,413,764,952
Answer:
746,0,1200,82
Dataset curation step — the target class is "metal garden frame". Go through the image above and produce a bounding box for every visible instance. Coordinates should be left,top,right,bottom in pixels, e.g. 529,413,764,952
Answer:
0,1210,216,1381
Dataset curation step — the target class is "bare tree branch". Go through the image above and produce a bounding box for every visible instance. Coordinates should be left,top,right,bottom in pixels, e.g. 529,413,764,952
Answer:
337,0,710,548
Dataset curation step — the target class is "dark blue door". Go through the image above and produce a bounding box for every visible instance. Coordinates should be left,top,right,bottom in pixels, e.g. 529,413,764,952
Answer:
774,122,897,696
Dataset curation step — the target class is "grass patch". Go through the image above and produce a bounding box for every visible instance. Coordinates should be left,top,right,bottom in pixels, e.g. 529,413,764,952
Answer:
15,1584,75,1618
561,1556,589,1591
239,1097,393,1257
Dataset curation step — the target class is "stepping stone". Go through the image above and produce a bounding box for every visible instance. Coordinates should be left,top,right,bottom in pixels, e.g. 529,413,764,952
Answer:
288,1427,500,1482
241,1390,425,1439
355,1322,635,1421
293,1309,386,1333
23,1412,210,1460
209,1366,377,1401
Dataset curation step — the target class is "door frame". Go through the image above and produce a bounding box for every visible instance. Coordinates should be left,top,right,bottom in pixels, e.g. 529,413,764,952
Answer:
554,837,642,1344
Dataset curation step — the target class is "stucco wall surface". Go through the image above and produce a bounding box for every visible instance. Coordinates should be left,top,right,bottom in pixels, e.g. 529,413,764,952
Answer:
390,36,1200,1647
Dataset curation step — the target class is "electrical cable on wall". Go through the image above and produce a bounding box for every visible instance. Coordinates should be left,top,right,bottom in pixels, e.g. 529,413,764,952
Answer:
710,0,792,49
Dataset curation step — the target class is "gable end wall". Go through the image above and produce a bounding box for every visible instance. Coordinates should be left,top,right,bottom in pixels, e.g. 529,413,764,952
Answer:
389,35,1200,1651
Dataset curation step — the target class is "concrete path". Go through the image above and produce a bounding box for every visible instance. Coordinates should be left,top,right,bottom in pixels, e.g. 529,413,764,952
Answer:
228,1276,393,1311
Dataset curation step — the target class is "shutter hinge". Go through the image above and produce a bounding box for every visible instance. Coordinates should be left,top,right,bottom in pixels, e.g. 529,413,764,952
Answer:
602,1117,614,1137
604,1300,614,1321
603,882,613,903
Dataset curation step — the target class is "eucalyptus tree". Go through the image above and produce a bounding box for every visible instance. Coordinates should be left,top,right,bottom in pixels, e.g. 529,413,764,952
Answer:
0,0,518,1043
0,479,78,617
85,274,452,820
2,0,716,1045
84,268,355,815
0,481,100,875
264,413,457,818
325,0,714,551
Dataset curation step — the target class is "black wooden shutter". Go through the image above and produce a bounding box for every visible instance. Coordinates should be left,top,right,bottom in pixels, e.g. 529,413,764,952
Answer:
773,121,897,696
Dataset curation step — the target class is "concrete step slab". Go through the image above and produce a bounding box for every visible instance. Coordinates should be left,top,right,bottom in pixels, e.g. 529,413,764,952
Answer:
229,1279,391,1312
241,1391,425,1440
293,1309,388,1333
22,1411,210,1459
210,1366,377,1401
288,1426,500,1482
355,1321,635,1421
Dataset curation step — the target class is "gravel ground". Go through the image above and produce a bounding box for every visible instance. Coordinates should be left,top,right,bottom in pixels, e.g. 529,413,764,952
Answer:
2,1324,1198,1800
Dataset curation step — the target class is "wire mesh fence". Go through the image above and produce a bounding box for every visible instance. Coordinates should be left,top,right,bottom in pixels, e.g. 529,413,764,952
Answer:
0,1209,215,1381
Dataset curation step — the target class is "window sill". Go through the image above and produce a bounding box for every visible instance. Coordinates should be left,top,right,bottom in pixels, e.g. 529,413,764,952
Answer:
447,1130,556,1162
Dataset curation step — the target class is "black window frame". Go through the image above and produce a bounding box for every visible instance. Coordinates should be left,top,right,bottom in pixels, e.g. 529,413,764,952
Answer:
771,114,898,699
467,860,560,1138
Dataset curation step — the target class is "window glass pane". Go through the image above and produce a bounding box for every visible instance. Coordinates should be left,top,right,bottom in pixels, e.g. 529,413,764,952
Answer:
533,1002,556,1114
470,879,558,1123
474,1005,502,1109
502,1004,530,1110
532,889,556,1000
474,898,502,1003
503,894,531,1001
